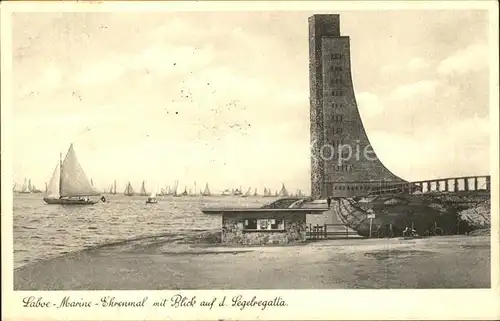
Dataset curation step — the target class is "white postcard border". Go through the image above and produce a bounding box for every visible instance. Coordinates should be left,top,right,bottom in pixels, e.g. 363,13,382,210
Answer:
1,1,499,320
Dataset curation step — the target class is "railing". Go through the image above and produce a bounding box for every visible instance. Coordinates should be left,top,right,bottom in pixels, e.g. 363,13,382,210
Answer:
368,175,490,196
306,223,359,240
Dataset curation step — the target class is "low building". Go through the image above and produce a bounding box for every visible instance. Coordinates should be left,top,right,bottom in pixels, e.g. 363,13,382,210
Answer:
221,210,308,245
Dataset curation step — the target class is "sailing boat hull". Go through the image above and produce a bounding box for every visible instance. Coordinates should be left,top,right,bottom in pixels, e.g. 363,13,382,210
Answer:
43,197,97,205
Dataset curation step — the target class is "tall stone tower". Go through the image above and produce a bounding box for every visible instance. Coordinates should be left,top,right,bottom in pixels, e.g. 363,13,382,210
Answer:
309,14,406,199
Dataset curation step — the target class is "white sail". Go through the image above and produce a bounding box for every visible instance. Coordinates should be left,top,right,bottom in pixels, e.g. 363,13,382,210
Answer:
21,178,30,192
202,183,211,196
278,183,288,197
124,182,135,195
171,180,179,196
140,181,148,196
243,187,251,196
60,144,100,197
45,161,60,199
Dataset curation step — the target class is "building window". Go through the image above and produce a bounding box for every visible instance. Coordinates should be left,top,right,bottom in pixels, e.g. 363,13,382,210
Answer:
330,78,343,85
331,53,342,60
334,66,342,73
243,219,285,231
332,103,345,109
332,90,344,96
334,127,343,134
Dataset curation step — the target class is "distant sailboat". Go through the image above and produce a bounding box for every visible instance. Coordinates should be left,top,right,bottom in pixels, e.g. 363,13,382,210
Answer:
201,183,211,196
263,187,273,197
278,183,289,198
124,182,135,196
43,144,102,205
31,184,42,193
19,178,31,194
221,189,232,196
241,187,251,198
233,187,243,196
181,186,188,196
139,181,148,196
109,180,117,194
161,185,171,196
253,188,258,196
172,180,180,197
91,178,94,187
146,191,158,204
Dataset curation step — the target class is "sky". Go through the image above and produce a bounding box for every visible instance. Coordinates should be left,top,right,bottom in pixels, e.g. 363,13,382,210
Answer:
10,10,491,194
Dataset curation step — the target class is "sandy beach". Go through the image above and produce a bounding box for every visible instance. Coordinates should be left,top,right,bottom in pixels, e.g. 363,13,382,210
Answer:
14,235,490,290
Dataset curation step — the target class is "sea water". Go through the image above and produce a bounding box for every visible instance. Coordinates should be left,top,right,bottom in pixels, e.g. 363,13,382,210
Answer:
12,194,273,269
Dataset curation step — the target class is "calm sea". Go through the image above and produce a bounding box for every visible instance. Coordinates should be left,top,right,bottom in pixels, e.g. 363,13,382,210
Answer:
13,193,275,269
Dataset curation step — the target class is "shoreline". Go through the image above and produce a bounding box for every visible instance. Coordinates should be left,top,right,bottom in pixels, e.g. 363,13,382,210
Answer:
14,234,490,290
14,228,222,270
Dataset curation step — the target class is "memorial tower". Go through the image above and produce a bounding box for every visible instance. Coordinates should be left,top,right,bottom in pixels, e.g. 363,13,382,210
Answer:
309,14,406,198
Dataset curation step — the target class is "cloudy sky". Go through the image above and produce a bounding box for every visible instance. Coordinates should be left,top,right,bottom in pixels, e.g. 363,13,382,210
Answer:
10,9,491,194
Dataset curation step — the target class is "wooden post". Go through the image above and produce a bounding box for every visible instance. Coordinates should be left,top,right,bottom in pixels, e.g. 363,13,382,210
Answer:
474,177,478,190
464,178,469,191
309,223,312,239
426,181,431,192
324,224,327,239
436,180,440,191
444,179,449,191
369,218,373,238
454,178,459,192
486,176,491,191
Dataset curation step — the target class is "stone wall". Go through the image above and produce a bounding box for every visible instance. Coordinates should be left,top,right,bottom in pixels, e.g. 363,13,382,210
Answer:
308,14,406,198
222,213,307,245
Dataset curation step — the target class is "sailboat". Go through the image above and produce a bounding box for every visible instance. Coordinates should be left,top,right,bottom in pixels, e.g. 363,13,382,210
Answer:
109,180,117,194
161,185,171,196
263,187,273,197
19,178,31,194
221,189,232,196
172,180,180,197
31,183,42,193
43,144,102,205
146,191,158,204
181,186,188,196
201,183,211,196
139,181,148,196
278,183,289,198
124,182,135,196
253,188,258,197
241,187,252,198
233,187,243,196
